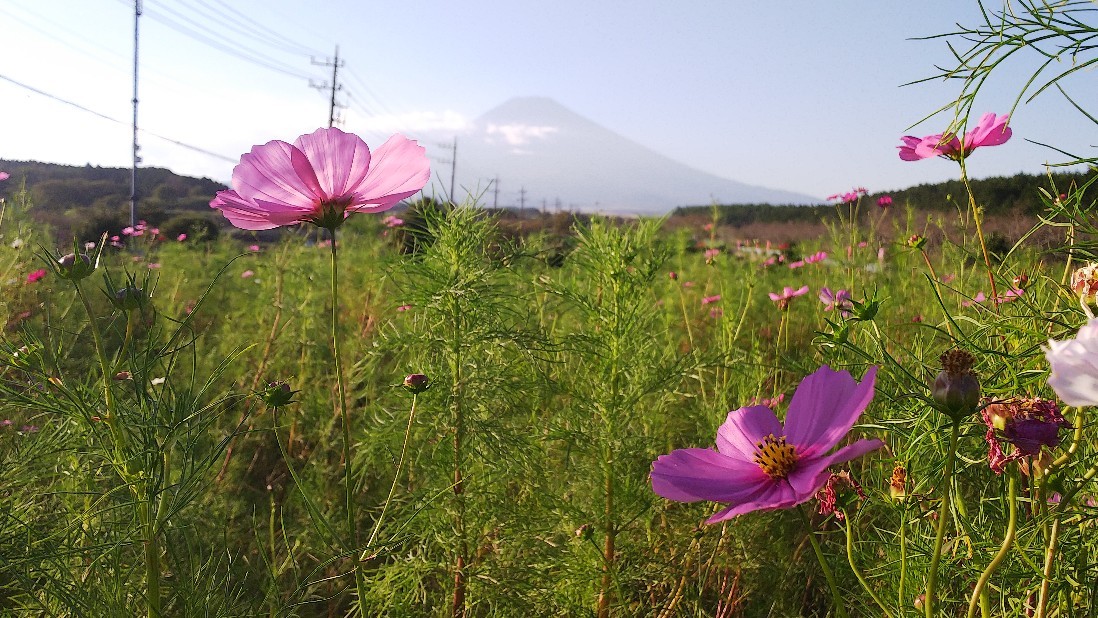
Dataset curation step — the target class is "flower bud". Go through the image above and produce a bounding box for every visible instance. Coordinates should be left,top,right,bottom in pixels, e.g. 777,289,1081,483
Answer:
259,381,295,407
1013,273,1029,290
932,349,981,421
57,253,95,281
889,464,907,501
668,271,678,281
111,287,146,311
907,234,928,250
402,373,430,394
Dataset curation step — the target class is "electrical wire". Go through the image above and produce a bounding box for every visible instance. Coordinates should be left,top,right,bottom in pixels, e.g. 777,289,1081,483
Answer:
0,73,238,164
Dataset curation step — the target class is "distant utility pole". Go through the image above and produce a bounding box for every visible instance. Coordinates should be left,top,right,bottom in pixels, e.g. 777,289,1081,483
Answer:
541,198,547,214
310,46,344,127
448,138,457,203
519,187,527,213
493,175,500,209
130,0,142,229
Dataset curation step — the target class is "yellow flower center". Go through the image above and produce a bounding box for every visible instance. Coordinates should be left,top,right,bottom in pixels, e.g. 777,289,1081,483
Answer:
753,434,799,480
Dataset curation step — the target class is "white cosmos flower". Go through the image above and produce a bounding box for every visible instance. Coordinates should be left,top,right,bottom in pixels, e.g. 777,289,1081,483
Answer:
1045,318,1098,406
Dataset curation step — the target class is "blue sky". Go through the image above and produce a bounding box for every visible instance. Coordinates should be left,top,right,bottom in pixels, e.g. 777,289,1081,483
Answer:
2,0,1096,201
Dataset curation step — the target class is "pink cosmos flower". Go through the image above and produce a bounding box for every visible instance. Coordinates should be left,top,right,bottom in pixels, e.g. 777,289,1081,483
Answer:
898,112,1011,161
804,251,828,264
701,294,721,305
961,291,988,307
877,195,893,208
651,365,882,522
147,263,161,269
787,260,805,269
1045,318,1098,406
396,304,412,312
248,244,260,252
768,285,809,310
382,215,405,228
211,127,431,230
177,233,187,242
819,287,852,315
704,248,720,264
0,171,9,182
241,270,255,279
26,269,47,284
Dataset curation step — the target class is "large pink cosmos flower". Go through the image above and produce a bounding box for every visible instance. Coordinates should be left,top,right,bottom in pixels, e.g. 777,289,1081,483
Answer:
898,113,1011,162
211,128,430,230
651,365,882,522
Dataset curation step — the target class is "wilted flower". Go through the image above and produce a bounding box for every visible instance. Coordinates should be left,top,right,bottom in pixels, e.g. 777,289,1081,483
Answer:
898,113,1012,161
1045,318,1098,406
1071,263,1098,305
932,349,981,421
889,464,907,500
815,470,867,521
982,397,1068,474
768,285,809,311
651,365,882,522
210,127,430,230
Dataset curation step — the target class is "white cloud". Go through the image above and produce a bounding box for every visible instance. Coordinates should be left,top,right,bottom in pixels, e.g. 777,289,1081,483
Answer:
486,123,559,146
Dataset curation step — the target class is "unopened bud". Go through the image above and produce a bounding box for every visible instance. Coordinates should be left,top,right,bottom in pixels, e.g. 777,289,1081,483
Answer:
668,271,678,281
932,349,981,421
402,373,430,394
57,253,95,281
112,287,147,311
907,234,928,250
1013,273,1029,290
259,381,295,407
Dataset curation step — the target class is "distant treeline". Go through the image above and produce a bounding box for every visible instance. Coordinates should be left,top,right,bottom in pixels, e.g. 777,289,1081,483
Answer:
674,170,1098,226
0,159,226,241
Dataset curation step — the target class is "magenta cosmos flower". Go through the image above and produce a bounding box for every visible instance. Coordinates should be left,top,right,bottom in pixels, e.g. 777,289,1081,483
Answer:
898,112,1011,161
211,127,430,230
651,365,882,522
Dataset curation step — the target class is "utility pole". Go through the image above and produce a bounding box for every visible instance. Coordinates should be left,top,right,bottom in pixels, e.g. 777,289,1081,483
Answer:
310,46,344,127
519,187,527,214
130,0,142,229
493,175,500,209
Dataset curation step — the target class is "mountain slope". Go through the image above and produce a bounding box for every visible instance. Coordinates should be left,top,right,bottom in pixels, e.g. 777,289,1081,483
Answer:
449,97,818,213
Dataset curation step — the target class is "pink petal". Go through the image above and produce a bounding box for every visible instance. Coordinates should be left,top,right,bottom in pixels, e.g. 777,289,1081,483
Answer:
232,139,318,210
786,438,884,499
705,482,799,522
651,448,770,503
346,134,431,212
292,126,373,201
715,406,784,460
784,366,878,458
965,113,1011,148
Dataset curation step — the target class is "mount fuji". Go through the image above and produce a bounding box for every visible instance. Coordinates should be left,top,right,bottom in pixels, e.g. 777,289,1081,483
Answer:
431,97,818,214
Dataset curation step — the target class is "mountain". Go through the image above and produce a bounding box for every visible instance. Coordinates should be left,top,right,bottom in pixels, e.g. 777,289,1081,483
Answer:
444,97,818,214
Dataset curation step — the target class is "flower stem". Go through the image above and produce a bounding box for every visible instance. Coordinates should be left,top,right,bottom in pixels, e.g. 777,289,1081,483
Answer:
965,471,1017,618
843,510,892,618
958,164,1000,312
925,421,960,618
329,229,367,615
364,393,419,551
1035,515,1062,618
798,505,849,618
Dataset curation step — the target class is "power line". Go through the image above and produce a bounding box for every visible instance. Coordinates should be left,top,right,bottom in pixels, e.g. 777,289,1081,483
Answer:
310,46,345,128
204,0,327,57
0,73,238,164
139,0,318,81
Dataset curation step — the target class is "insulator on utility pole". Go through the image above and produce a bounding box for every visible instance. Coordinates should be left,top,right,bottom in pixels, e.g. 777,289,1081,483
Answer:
310,46,345,127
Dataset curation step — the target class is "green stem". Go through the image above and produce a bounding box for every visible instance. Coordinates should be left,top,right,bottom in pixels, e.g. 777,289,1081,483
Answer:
926,421,960,618
74,282,127,456
898,509,907,612
843,510,892,618
1035,515,1062,618
798,506,849,618
364,393,419,552
965,471,1018,618
958,164,999,312
140,499,161,618
329,229,367,615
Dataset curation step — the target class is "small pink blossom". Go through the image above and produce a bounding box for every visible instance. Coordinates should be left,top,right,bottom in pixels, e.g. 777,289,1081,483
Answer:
241,270,255,279
683,281,696,288
26,269,47,284
110,235,121,242
147,263,161,269
709,307,724,319
382,215,404,228
941,274,956,284
961,291,988,307
177,233,187,242
122,226,135,236
804,251,828,264
84,241,96,250
877,195,893,208
819,287,853,315
701,294,721,305
704,248,720,264
788,260,805,269
0,171,9,182
248,244,260,252
396,304,412,312
703,223,714,232
898,112,1011,161
769,285,809,310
